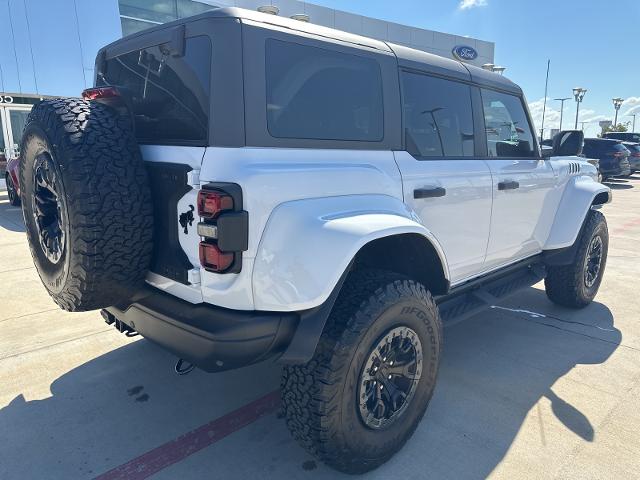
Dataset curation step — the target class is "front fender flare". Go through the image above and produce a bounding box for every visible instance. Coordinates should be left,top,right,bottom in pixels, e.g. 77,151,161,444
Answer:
252,194,449,311
544,176,611,250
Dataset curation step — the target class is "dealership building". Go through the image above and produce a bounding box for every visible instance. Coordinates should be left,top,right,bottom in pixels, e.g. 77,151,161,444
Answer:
0,0,495,169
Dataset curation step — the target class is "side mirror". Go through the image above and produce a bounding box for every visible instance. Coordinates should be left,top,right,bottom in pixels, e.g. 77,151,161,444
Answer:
552,130,584,157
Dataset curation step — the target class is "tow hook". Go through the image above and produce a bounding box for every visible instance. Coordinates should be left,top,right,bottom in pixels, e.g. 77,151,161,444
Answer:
101,309,139,337
175,358,195,375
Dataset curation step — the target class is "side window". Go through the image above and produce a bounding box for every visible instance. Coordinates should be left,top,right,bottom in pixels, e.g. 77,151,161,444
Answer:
265,39,384,142
401,71,474,158
99,35,211,145
481,89,537,157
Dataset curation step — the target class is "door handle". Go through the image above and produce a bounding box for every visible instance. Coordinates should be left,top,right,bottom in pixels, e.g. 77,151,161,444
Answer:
498,180,520,191
414,186,446,199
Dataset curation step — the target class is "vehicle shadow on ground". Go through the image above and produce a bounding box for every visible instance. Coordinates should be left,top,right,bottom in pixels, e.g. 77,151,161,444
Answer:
0,288,620,479
604,179,634,190
0,194,26,232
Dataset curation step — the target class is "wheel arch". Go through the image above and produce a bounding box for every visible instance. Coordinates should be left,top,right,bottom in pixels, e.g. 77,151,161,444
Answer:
350,232,449,295
544,176,610,251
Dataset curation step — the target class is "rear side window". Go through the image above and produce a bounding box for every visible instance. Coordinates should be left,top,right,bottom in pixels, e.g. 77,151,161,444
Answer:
265,39,384,142
401,71,474,158
481,89,537,158
99,36,211,145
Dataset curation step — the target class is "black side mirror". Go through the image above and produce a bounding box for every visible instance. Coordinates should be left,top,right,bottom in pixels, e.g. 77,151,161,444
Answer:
552,130,584,157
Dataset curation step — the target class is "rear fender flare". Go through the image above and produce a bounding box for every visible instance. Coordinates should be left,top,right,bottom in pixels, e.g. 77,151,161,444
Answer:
252,194,449,311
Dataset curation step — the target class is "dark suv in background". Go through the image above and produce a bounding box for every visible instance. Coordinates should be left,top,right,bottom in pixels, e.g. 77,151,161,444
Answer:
623,142,640,173
583,138,631,179
603,132,640,143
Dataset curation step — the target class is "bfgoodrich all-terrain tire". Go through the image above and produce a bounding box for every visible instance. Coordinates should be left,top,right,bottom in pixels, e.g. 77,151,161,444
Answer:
281,270,443,474
20,98,153,311
545,210,608,308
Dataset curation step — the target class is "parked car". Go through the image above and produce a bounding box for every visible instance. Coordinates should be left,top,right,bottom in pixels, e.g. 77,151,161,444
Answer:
602,131,640,143
582,138,631,179
18,7,611,474
623,142,640,173
4,156,20,206
584,157,603,182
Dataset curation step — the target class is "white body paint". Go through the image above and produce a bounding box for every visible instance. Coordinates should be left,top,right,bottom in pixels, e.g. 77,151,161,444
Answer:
139,146,609,311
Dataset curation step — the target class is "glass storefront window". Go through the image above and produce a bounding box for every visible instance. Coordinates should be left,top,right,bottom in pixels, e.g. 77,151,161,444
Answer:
119,0,217,36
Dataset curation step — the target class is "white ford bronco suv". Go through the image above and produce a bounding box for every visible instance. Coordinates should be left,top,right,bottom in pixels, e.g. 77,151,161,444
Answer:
19,7,611,474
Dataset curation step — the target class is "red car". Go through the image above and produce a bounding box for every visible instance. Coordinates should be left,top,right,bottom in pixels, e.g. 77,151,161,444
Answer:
4,156,20,206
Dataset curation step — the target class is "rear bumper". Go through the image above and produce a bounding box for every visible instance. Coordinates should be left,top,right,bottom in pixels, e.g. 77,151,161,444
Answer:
105,285,299,372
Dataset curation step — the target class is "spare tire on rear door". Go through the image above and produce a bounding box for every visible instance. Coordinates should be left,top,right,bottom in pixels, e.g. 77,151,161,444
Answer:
20,98,153,311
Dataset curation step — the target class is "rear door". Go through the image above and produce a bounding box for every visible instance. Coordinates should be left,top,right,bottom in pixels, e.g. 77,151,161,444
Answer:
480,89,557,270
395,71,493,283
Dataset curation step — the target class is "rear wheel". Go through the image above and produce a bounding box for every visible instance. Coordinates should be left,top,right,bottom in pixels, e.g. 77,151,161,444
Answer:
281,270,442,474
20,98,153,311
545,210,608,308
5,174,20,206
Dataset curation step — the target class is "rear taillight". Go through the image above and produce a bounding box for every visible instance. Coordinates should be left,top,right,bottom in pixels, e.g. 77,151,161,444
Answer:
199,241,234,272
197,190,233,219
612,151,625,158
197,184,248,274
82,86,120,100
632,152,640,157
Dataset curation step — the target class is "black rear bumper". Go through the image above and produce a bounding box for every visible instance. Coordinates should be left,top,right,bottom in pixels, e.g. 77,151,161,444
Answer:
105,285,299,372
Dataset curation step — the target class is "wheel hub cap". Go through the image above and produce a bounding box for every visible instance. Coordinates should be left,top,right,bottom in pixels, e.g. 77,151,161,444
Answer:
584,235,603,288
32,153,65,264
358,326,422,429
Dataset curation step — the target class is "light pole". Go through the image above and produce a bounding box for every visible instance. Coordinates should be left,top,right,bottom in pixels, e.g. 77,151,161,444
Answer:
627,114,637,133
554,97,571,131
612,97,624,128
573,87,587,129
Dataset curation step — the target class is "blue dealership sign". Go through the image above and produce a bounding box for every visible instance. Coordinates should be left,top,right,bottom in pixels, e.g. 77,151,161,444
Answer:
452,45,478,62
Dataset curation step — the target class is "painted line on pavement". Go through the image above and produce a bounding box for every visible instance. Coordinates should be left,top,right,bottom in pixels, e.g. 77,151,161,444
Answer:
94,390,281,480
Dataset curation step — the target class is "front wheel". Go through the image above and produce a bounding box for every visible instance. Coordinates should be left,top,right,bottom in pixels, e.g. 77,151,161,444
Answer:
281,270,442,474
545,210,608,308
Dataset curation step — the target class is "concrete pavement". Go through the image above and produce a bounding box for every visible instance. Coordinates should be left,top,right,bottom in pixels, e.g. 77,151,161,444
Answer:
1,176,639,479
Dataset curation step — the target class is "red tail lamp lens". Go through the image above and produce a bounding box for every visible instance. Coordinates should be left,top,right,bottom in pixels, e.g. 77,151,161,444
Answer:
82,86,120,100
199,241,234,272
198,190,234,219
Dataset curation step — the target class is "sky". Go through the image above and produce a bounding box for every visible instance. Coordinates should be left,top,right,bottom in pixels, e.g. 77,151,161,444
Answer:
309,0,640,138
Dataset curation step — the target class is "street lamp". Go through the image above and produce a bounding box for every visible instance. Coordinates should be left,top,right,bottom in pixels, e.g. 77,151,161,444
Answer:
554,97,571,131
612,97,624,127
627,113,637,133
573,87,587,129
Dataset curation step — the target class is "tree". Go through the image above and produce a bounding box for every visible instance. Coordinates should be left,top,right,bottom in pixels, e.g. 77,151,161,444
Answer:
601,122,629,135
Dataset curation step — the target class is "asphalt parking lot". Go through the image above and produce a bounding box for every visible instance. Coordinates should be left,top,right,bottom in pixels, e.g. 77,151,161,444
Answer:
1,176,639,480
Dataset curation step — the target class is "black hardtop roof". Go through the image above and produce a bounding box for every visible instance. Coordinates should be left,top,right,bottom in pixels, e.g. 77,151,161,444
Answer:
103,6,519,94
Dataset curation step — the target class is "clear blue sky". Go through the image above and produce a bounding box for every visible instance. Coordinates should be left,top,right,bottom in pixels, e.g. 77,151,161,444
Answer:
311,0,640,137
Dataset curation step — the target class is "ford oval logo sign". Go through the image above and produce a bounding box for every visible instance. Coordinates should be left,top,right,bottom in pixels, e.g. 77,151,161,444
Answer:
452,45,478,62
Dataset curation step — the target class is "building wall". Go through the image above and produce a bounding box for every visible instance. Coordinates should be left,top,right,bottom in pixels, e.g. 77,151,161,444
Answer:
0,0,494,98
0,0,122,97
120,0,495,67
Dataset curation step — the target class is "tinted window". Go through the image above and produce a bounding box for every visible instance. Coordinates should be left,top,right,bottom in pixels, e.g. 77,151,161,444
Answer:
401,72,474,157
99,35,211,145
265,39,383,141
482,89,536,157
